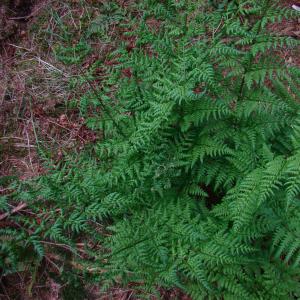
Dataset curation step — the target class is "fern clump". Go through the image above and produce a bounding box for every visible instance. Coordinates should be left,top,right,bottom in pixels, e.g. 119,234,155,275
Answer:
1,0,300,299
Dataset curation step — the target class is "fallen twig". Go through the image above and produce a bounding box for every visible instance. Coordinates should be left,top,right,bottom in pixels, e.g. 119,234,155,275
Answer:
0,202,28,221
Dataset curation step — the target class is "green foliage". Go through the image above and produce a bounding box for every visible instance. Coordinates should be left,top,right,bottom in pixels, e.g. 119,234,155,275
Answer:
55,40,91,65
1,0,300,299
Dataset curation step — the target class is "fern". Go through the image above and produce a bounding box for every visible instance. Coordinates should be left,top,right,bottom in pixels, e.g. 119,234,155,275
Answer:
1,0,300,299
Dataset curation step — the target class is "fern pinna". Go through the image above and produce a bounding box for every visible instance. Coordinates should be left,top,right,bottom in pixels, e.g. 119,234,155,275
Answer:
1,0,300,299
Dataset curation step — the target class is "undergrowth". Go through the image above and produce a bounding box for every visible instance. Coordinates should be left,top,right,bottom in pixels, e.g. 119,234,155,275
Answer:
1,0,300,299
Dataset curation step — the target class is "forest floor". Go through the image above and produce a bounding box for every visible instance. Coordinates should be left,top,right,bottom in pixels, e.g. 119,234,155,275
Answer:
1,0,299,182
0,0,299,299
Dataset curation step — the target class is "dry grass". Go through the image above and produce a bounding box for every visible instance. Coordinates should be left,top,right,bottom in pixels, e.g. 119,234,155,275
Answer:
0,1,137,298
0,0,102,180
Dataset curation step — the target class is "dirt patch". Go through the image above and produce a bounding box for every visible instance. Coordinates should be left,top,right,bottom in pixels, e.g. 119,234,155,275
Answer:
9,0,35,18
0,0,35,46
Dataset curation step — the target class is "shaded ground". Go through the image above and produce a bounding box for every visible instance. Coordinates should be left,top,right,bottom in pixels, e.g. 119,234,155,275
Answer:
0,0,35,42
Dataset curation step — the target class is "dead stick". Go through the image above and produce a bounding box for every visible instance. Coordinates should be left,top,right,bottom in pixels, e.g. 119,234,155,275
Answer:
0,202,27,221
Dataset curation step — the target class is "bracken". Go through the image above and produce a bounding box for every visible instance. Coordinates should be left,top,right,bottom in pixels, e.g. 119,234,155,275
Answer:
1,1,300,299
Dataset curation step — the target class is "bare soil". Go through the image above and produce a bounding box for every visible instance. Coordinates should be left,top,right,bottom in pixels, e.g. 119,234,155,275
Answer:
0,0,35,44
